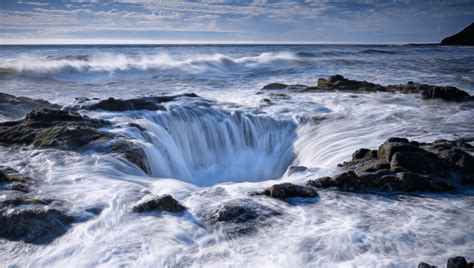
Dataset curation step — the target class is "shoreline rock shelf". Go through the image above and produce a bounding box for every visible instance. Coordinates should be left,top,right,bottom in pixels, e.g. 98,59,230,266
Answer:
307,137,474,193
262,74,473,102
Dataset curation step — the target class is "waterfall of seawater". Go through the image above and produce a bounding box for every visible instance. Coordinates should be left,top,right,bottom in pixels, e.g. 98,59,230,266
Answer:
118,104,298,185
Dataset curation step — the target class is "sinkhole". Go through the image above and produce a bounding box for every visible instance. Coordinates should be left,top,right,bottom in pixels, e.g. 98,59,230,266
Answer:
132,105,298,186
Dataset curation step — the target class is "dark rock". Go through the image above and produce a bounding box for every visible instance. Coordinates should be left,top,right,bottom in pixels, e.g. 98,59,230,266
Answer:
421,86,471,102
355,161,390,175
0,199,73,244
441,22,474,46
262,83,287,90
132,194,186,213
317,74,385,92
396,172,454,192
378,138,425,162
309,171,362,190
352,148,374,161
0,109,109,150
418,262,437,268
0,92,60,120
262,75,472,102
447,256,471,268
261,183,319,199
199,199,281,236
111,140,150,174
427,143,474,173
88,97,165,112
390,151,450,174
287,165,308,175
310,137,473,193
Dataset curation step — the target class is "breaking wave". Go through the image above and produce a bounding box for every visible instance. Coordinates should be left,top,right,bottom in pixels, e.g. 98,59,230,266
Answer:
0,51,304,82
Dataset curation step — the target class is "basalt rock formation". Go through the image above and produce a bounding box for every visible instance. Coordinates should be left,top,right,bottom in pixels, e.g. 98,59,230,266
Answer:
0,167,74,244
307,137,474,192
262,75,473,102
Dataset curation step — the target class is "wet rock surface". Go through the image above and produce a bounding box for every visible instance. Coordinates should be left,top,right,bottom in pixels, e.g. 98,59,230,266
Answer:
419,256,474,268
0,109,110,150
0,167,73,244
262,75,472,102
0,92,60,120
258,183,319,199
132,194,186,213
85,93,199,111
111,140,150,174
308,137,474,192
198,199,281,236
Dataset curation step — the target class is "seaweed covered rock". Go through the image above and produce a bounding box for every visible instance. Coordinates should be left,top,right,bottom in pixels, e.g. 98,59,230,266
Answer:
198,199,281,236
308,137,473,192
258,183,319,199
132,194,186,213
0,109,109,150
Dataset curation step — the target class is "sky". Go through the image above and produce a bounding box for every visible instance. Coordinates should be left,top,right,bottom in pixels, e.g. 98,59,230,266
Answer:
0,0,473,44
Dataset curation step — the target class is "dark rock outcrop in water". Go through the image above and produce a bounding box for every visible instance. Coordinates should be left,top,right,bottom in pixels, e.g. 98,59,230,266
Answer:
111,140,150,174
262,75,473,102
85,93,199,112
0,167,73,244
198,199,281,236
307,137,474,192
132,194,186,213
419,256,474,268
0,109,109,150
0,108,150,173
441,23,474,46
0,92,60,120
257,183,319,199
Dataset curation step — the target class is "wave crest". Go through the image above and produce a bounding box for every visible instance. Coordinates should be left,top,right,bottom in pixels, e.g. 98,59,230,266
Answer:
0,51,303,82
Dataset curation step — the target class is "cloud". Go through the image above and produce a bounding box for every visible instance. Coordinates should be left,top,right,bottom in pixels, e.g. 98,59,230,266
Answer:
1,0,473,43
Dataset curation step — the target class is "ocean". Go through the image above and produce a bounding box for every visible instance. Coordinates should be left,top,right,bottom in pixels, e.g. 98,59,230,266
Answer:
0,44,473,267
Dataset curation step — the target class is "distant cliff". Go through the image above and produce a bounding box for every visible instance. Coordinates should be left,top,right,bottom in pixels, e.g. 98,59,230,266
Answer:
441,23,474,46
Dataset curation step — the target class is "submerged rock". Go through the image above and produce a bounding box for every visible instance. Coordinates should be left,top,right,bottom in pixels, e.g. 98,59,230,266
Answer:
132,194,186,213
0,109,109,150
308,137,473,193
0,167,73,244
198,199,281,236
111,140,150,174
258,183,319,199
262,83,288,90
0,206,73,244
441,22,474,46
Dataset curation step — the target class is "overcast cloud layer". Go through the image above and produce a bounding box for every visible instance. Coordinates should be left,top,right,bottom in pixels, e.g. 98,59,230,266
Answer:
1,0,473,44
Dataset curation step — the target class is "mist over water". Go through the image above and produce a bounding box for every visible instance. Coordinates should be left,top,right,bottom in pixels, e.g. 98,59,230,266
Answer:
1,45,473,267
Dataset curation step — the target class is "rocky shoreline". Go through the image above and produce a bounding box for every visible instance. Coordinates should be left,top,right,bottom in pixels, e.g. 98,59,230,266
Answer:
0,85,473,265
262,74,473,102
